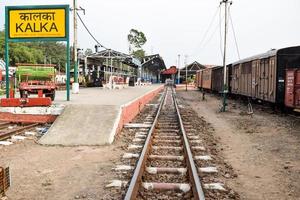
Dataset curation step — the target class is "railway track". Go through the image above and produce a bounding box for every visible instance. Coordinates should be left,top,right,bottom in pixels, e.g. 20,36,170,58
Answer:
0,122,40,142
107,86,232,199
124,87,205,199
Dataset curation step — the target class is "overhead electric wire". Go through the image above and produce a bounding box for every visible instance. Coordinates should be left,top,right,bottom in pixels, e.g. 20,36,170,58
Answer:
228,6,241,60
191,6,220,56
76,12,108,49
201,21,221,51
219,5,224,60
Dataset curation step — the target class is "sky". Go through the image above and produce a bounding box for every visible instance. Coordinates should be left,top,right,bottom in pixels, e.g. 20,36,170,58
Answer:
0,0,299,68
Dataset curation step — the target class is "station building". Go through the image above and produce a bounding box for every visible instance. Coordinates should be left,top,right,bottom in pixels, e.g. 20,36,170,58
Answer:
79,49,166,86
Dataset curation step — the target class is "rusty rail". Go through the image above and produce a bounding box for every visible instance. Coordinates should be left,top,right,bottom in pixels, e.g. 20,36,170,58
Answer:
0,122,11,130
172,88,205,200
124,87,205,200
0,123,39,141
124,88,167,200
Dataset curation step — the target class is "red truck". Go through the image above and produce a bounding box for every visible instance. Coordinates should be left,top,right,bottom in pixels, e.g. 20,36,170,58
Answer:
16,64,56,100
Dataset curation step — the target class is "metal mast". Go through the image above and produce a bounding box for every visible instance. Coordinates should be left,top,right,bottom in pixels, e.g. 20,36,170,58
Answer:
177,54,181,84
73,0,79,93
220,0,232,112
185,55,188,91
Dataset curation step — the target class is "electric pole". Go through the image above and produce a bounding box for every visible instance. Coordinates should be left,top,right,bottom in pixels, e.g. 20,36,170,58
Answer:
72,0,85,94
220,0,232,112
185,55,188,91
72,0,79,93
177,54,181,85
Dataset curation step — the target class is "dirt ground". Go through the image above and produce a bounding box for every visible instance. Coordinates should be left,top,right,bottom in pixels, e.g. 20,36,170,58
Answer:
0,96,160,200
1,90,299,200
0,139,125,200
177,90,300,200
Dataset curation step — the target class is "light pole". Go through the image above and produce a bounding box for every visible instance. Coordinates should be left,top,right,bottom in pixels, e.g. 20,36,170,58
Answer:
72,0,79,94
220,0,232,112
177,54,181,84
185,55,188,91
72,0,85,94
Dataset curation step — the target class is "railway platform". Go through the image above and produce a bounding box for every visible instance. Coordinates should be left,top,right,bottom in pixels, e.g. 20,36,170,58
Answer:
39,85,163,146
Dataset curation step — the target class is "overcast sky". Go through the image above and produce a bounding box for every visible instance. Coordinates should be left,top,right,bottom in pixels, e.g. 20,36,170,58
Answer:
1,0,299,68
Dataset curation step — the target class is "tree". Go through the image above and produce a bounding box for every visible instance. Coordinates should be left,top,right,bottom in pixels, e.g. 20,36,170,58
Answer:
127,29,147,61
132,49,145,60
0,30,67,70
128,29,147,49
84,48,93,56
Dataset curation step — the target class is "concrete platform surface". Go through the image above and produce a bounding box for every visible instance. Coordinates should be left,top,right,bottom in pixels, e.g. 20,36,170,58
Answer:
54,85,161,105
39,85,163,146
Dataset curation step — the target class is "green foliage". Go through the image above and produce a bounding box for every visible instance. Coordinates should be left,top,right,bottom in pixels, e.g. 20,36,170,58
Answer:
128,29,147,49
132,49,145,60
127,29,147,61
84,48,93,56
0,30,67,71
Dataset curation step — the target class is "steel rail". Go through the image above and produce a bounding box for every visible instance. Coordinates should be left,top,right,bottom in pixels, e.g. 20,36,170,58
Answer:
0,123,39,141
0,122,11,130
172,88,206,200
124,88,167,200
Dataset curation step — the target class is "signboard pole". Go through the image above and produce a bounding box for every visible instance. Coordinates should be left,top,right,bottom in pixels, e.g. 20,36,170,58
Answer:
5,40,9,98
66,38,70,101
5,7,9,98
66,4,70,101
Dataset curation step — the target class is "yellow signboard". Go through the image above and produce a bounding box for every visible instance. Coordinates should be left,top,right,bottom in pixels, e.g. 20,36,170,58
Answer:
9,8,66,39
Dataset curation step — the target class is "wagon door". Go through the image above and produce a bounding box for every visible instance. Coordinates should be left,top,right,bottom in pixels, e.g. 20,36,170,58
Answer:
251,60,257,97
285,69,295,107
296,70,300,109
231,65,238,94
258,59,264,100
268,57,276,102
263,58,270,101
238,64,242,94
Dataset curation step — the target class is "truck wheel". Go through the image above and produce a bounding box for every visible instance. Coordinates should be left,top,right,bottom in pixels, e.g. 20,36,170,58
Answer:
20,90,26,98
45,91,55,101
49,91,55,101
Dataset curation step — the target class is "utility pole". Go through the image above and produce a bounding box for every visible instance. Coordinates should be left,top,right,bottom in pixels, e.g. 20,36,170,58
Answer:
220,0,232,112
72,0,79,94
72,0,85,94
185,55,188,91
177,54,181,85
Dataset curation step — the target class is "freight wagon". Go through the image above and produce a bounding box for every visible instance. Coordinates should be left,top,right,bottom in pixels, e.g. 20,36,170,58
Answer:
195,65,229,93
195,46,300,111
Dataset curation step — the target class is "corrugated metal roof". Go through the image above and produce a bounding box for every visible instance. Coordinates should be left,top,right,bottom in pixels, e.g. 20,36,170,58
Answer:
231,49,278,65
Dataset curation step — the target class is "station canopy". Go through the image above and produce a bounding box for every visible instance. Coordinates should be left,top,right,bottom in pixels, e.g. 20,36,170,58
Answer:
86,49,141,68
180,61,206,75
161,66,177,75
142,54,166,72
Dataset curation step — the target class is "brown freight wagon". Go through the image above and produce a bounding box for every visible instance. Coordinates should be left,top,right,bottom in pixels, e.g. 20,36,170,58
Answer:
230,46,300,110
211,66,231,93
195,70,203,88
197,66,229,93
202,68,213,90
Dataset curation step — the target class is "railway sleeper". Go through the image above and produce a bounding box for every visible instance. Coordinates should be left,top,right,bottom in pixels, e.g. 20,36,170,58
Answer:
153,139,182,144
149,155,184,161
152,146,183,150
153,135,181,139
142,182,191,193
146,167,187,175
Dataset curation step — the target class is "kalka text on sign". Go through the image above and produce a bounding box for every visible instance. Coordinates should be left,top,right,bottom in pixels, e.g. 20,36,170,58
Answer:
9,8,66,39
